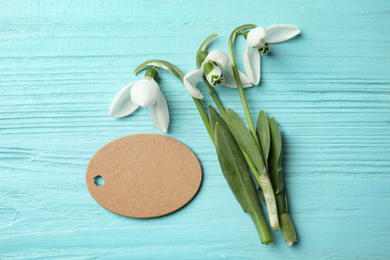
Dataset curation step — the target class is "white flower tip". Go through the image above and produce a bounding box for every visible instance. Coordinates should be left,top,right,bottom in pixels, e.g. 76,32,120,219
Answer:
183,80,204,99
240,75,253,89
109,107,117,118
196,93,204,99
243,83,253,88
264,24,301,43
183,68,204,99
155,123,168,133
149,90,169,133
247,27,266,47
244,47,261,85
109,82,139,118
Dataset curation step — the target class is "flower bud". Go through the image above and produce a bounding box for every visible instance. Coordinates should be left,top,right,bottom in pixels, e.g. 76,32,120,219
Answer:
203,62,224,86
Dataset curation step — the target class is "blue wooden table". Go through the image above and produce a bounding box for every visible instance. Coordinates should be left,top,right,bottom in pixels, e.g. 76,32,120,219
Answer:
1,0,389,259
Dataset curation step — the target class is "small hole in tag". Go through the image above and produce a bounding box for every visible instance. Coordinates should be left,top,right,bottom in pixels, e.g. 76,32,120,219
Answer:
94,175,104,186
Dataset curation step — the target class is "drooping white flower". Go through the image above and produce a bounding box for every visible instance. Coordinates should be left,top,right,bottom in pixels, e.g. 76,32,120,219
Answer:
244,25,301,85
109,69,169,133
183,50,252,99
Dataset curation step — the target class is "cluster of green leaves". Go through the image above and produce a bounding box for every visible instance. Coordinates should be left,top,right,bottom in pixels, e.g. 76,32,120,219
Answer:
210,104,296,245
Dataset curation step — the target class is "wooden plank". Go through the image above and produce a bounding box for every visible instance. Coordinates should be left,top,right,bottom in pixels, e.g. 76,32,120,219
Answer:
1,0,389,259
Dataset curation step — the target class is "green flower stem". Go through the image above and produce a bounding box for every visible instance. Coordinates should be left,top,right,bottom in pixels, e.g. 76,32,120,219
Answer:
193,96,214,140
134,60,213,140
276,192,287,214
228,24,261,151
250,209,273,244
203,79,227,119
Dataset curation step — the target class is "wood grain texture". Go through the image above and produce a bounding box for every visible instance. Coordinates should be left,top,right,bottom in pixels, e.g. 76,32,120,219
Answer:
1,0,389,259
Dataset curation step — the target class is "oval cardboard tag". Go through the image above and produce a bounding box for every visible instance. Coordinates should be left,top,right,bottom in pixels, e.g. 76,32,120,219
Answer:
86,134,202,218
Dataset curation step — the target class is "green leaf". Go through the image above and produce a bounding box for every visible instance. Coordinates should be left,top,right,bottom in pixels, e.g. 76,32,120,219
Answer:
214,123,260,213
256,110,270,169
211,105,265,205
268,116,285,195
210,104,265,206
225,108,280,230
225,108,267,176
208,105,228,134
214,123,272,244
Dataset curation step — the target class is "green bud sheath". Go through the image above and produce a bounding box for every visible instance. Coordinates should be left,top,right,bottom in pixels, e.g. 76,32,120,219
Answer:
268,116,298,246
196,33,217,68
280,213,297,247
144,67,158,79
197,51,209,67
213,122,272,244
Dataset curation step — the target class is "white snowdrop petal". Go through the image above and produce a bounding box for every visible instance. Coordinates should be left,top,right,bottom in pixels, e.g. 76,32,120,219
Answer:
131,78,160,107
244,47,261,85
220,66,237,88
238,69,253,88
247,27,266,47
183,68,204,99
264,24,300,43
220,66,253,89
109,82,139,118
149,90,169,133
206,50,229,68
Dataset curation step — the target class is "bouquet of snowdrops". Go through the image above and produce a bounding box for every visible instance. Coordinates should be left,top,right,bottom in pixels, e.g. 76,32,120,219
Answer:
110,24,300,246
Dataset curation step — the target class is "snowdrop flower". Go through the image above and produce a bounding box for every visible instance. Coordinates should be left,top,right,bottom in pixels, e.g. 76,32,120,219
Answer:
244,25,300,85
184,50,252,99
109,68,169,133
